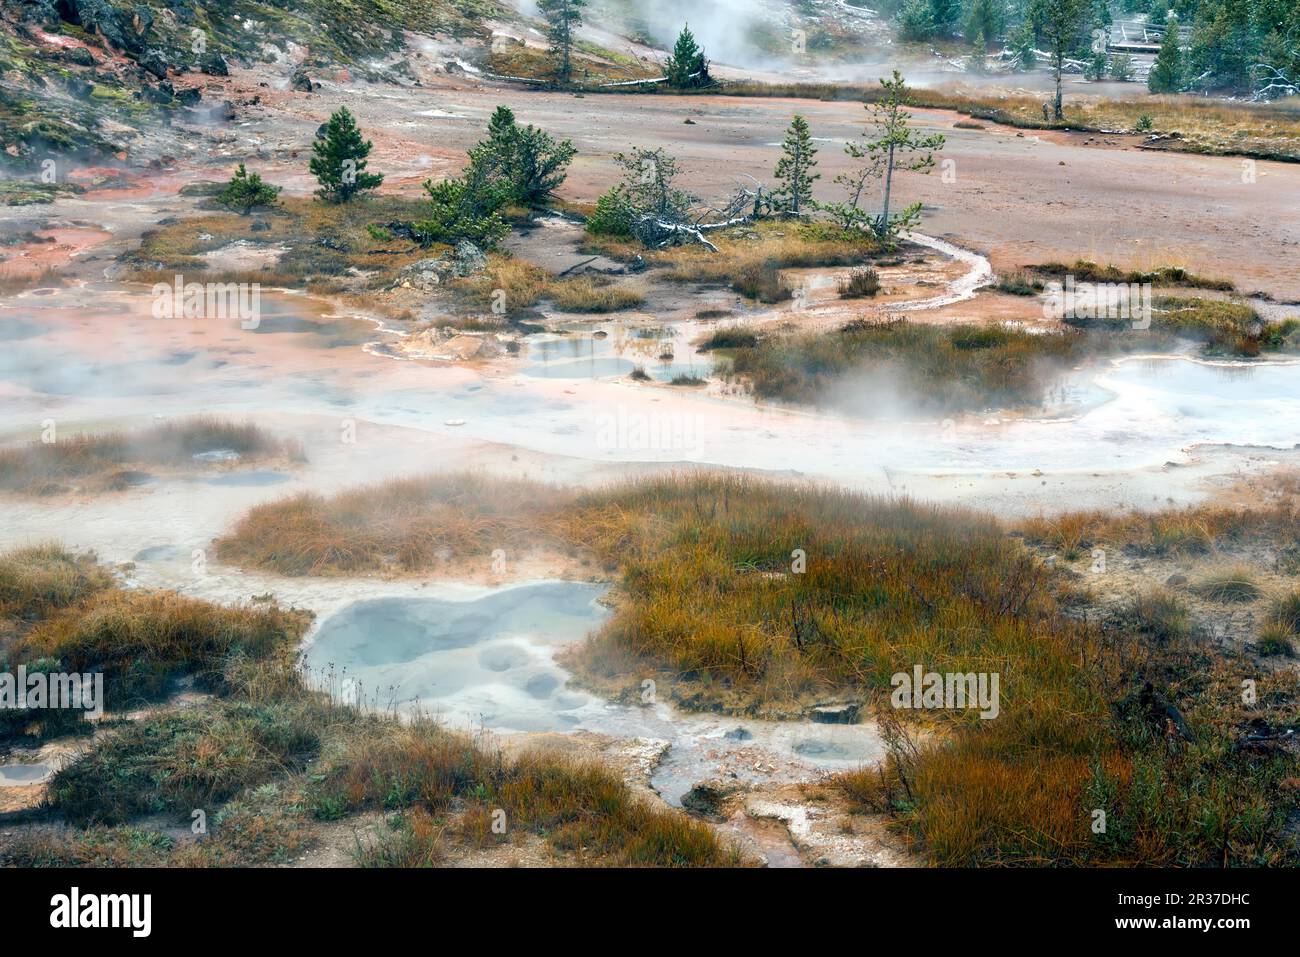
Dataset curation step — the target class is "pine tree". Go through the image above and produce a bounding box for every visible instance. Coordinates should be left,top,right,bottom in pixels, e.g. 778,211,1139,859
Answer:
508,125,576,206
1110,52,1135,82
416,175,510,249
772,115,820,216
1148,17,1184,93
538,0,586,85
585,147,695,244
897,0,936,41
615,148,690,222
1029,0,1092,119
929,0,963,37
485,104,516,144
1009,20,1037,71
469,105,576,207
217,163,281,215
467,105,520,188
964,0,1004,46
309,107,383,203
665,24,711,88
832,71,945,243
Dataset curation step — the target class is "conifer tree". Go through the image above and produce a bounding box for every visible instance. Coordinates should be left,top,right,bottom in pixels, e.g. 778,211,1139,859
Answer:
1030,0,1092,119
309,107,383,203
772,115,820,216
217,163,281,215
664,24,711,88
826,71,944,243
470,105,576,207
538,0,587,84
1148,17,1184,93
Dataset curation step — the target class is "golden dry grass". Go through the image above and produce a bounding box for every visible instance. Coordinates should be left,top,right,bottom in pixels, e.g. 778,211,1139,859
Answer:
0,538,736,868
0,544,113,618
683,81,1300,162
216,473,573,575
1020,497,1300,557
214,470,1300,867
219,471,1068,706
454,255,644,314
132,194,438,291
584,220,876,292
315,718,749,867
12,589,311,703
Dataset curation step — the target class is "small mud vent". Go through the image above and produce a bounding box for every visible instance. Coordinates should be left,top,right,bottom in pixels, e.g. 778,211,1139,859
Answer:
809,703,861,725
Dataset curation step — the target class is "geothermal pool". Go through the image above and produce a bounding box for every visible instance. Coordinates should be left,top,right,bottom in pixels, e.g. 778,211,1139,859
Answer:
2,254,1297,835
3,282,1299,487
304,581,885,805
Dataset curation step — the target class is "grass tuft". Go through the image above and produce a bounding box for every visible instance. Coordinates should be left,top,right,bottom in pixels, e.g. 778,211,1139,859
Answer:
838,266,881,299
727,319,1082,413
0,417,302,495
1191,567,1263,603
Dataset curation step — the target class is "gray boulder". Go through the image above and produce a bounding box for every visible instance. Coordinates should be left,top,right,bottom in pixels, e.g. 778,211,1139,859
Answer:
681,780,742,820
74,1,153,55
200,52,229,77
453,241,486,275
138,48,169,79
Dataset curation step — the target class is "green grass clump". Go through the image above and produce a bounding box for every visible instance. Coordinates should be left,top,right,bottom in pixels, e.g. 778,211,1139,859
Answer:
1269,590,1300,634
548,276,644,313
3,827,182,868
353,810,447,867
1020,497,1300,557
1034,260,1234,292
0,540,311,748
46,702,325,825
996,268,1044,296
1256,625,1295,658
12,589,311,705
587,220,875,285
0,180,84,206
731,258,791,303
132,194,436,290
838,266,880,299
1154,299,1278,357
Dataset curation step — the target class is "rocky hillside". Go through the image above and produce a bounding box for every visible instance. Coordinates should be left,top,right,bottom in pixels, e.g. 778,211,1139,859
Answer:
0,0,509,169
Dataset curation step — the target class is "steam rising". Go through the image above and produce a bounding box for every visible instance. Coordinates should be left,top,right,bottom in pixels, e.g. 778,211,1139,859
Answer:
508,0,806,70
604,0,783,69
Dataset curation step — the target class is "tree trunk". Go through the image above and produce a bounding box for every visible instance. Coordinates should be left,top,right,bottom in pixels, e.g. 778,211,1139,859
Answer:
881,143,896,227
559,4,572,84
792,144,802,215
1053,53,1064,120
